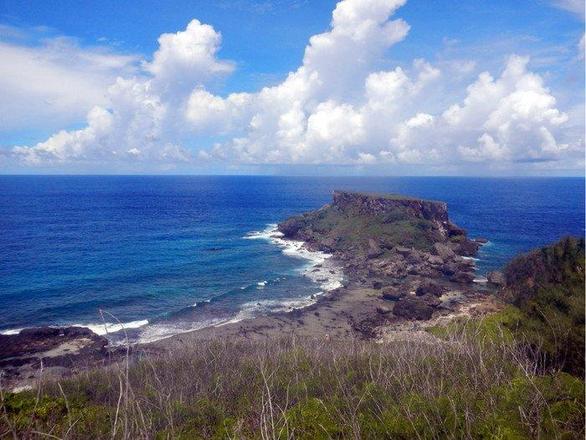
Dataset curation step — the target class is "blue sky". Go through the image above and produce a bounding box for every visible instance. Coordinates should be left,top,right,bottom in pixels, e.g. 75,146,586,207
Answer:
0,0,584,175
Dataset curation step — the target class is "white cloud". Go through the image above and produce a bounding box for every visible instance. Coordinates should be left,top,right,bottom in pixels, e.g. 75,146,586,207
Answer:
8,0,584,173
551,0,585,21
447,56,571,162
0,34,140,131
302,0,410,100
146,19,234,97
406,113,434,128
11,19,232,166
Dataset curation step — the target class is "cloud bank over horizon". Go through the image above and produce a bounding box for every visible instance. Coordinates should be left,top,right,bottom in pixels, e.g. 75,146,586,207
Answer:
3,0,585,174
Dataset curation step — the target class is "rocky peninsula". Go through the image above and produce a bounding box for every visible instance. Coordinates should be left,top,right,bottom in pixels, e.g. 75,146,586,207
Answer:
155,190,497,347
1,191,497,389
278,191,488,321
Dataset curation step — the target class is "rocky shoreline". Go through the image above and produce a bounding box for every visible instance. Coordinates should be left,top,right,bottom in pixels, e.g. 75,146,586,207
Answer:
0,327,128,391
277,191,492,322
1,191,502,391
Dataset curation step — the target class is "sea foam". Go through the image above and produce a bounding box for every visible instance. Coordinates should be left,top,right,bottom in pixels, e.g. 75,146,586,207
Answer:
0,319,149,337
74,320,149,336
245,223,344,294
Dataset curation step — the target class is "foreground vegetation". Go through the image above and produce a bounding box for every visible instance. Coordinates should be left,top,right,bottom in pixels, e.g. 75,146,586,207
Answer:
431,236,584,376
2,334,584,439
1,238,584,439
501,236,584,376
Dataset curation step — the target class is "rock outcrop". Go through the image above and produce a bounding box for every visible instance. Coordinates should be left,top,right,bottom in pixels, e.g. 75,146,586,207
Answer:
279,191,479,255
0,327,118,390
487,271,505,286
331,191,449,223
393,297,435,320
278,191,485,324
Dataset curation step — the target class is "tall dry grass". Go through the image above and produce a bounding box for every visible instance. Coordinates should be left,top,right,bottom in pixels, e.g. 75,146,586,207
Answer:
1,329,584,439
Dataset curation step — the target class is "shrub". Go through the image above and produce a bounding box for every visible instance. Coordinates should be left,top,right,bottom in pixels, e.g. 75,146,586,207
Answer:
1,335,583,439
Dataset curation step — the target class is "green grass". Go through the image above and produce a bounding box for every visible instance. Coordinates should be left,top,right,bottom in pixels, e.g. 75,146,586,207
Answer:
297,205,443,252
427,305,523,345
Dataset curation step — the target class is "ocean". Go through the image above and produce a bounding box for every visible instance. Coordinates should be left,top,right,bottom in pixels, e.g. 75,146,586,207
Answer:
0,176,583,343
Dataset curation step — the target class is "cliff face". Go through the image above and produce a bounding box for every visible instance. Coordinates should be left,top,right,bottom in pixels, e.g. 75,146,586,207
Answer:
331,191,455,238
332,191,448,223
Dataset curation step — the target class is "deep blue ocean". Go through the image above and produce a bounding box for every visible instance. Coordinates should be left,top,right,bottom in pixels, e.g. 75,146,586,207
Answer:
0,176,583,342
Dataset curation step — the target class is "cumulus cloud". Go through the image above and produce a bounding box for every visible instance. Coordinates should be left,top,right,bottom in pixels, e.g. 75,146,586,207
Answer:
145,19,234,98
8,0,584,173
12,19,231,166
447,55,570,162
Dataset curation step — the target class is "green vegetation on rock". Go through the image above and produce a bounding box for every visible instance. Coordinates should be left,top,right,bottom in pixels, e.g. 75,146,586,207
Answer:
431,237,584,377
278,191,470,253
501,237,585,376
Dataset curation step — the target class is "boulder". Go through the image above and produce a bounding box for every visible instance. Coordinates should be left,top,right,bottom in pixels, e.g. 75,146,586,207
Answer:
415,282,444,297
382,260,408,278
407,266,420,275
381,287,405,301
433,243,456,260
455,258,475,270
449,271,475,284
393,297,435,320
376,306,392,315
487,271,505,286
406,250,423,264
455,239,480,257
367,239,384,259
372,280,383,289
277,217,304,238
395,246,411,256
427,255,444,266
441,263,457,276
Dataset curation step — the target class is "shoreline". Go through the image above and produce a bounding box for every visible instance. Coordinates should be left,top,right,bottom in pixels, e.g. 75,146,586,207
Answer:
0,191,503,390
132,223,348,344
147,219,497,349
0,223,345,345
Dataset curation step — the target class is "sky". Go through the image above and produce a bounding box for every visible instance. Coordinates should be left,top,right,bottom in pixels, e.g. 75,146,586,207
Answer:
0,0,584,175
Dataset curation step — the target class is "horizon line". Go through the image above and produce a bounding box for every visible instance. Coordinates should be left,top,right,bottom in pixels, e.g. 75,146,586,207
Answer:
0,173,584,179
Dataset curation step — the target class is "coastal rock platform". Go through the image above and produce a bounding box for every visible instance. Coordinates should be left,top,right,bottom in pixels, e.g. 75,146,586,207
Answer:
0,327,124,390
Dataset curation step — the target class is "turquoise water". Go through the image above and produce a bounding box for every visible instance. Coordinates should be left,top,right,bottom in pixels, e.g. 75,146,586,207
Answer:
0,176,583,342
